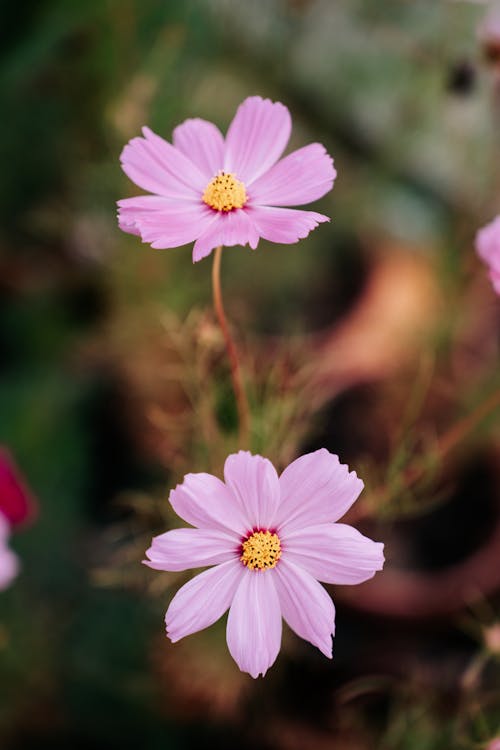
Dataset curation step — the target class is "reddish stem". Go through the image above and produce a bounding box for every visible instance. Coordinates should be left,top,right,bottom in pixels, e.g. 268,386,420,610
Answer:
211,245,250,447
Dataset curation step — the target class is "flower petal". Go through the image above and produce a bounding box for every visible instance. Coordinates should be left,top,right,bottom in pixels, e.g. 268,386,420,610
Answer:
120,126,206,198
276,449,364,534
173,118,225,180
0,449,36,527
246,205,329,244
0,516,19,591
192,209,259,262
274,559,335,657
169,472,248,537
0,545,19,591
224,96,291,184
475,216,500,268
166,560,242,642
118,195,168,236
117,195,212,245
475,216,500,295
489,268,500,294
226,568,282,678
249,144,336,207
0,512,9,542
224,451,280,532
144,527,237,572
284,523,385,585
126,202,217,250
118,213,141,236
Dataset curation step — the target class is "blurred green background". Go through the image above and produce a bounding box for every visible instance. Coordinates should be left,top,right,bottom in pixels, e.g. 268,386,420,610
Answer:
1,1,499,748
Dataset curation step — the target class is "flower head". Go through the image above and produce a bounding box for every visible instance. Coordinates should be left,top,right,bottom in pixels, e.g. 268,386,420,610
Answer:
118,96,336,262
144,449,384,678
475,215,500,295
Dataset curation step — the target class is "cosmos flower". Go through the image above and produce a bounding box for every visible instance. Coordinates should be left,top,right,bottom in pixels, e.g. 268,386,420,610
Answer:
118,96,336,262
475,215,500,295
144,449,384,678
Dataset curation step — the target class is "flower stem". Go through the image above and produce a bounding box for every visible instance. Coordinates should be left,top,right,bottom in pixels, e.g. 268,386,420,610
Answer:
212,245,250,447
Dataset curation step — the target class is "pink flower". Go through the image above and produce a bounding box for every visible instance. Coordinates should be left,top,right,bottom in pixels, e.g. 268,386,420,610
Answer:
144,449,384,678
475,215,500,295
477,3,500,60
0,448,37,591
118,96,336,262
0,448,37,528
0,511,19,591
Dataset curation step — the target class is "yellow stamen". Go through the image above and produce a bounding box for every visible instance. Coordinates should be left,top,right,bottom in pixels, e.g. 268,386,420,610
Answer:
240,530,281,571
202,172,247,212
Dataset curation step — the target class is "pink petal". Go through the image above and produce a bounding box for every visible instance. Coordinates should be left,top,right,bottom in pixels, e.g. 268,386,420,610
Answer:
166,560,242,642
0,515,19,590
224,96,292,184
0,512,9,542
223,451,280,532
118,214,141,236
169,472,248,537
249,144,336,207
120,126,206,199
118,196,166,236
489,268,500,294
0,449,37,528
226,568,282,678
129,202,217,250
276,449,364,534
0,545,19,591
117,196,213,245
274,559,335,658
144,527,237,571
173,118,225,180
475,216,500,268
246,206,329,244
192,209,259,262
284,523,385,585
475,216,500,295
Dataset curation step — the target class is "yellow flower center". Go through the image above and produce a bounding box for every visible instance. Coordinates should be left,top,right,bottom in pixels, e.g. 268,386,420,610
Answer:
202,172,247,212
240,530,282,571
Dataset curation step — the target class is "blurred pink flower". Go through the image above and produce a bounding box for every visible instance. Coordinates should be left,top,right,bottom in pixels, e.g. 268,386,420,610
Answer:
118,96,336,262
0,448,37,528
475,215,500,294
0,449,37,591
144,449,384,678
477,3,500,65
487,739,500,750
0,512,19,591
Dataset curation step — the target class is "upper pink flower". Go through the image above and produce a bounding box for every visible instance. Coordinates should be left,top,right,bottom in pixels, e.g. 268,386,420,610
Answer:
475,215,500,295
144,449,384,678
118,96,336,262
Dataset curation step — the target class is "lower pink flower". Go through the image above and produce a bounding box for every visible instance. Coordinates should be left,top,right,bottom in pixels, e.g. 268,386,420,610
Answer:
475,215,500,295
144,449,384,678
